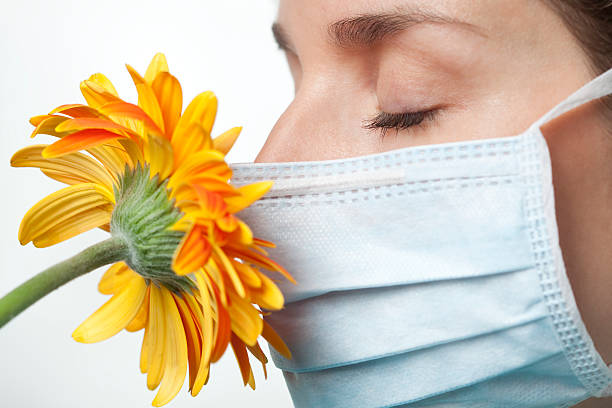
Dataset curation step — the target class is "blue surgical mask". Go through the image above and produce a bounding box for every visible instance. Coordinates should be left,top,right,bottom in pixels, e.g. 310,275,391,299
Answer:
229,68,612,408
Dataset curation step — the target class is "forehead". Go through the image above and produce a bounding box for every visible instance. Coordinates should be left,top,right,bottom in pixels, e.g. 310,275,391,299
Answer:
276,0,536,44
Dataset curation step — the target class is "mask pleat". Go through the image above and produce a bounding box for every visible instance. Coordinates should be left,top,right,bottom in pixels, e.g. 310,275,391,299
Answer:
238,175,532,304
266,265,549,373
279,321,564,408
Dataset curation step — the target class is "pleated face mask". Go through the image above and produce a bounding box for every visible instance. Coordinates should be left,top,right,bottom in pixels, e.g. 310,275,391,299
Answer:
229,68,612,408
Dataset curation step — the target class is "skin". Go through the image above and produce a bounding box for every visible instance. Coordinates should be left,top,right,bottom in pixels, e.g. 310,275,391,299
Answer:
256,1,612,406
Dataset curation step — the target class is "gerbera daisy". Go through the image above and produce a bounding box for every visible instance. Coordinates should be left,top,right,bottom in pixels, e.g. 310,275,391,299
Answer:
9,53,294,406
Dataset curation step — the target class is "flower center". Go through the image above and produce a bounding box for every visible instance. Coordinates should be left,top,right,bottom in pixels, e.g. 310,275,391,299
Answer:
110,164,195,294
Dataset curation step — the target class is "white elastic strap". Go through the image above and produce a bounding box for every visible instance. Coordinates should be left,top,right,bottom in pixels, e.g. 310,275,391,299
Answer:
530,68,612,130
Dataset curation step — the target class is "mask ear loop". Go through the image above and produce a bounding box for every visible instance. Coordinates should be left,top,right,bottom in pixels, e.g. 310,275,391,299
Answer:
528,68,612,132
530,67,612,396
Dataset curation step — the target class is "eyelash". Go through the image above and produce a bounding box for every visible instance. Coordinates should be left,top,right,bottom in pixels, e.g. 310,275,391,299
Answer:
363,109,439,137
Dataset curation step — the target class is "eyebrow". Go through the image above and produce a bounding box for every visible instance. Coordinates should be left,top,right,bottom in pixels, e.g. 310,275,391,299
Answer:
272,6,486,52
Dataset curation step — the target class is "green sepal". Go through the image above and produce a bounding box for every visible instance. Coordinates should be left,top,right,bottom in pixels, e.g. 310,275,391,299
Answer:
110,163,195,294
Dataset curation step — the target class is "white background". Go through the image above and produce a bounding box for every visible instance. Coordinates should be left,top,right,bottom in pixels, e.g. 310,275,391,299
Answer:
0,1,295,407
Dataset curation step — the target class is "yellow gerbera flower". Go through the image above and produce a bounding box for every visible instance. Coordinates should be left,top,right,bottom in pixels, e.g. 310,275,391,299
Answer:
10,53,294,406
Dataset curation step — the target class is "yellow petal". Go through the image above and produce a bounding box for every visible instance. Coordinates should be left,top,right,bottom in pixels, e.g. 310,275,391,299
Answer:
228,289,263,347
32,206,112,248
174,294,202,391
152,289,188,407
118,138,145,166
11,145,115,189
147,284,167,390
141,323,151,373
250,271,284,310
225,181,274,213
171,122,212,170
143,133,174,180
246,341,268,380
126,284,150,332
212,244,245,298
247,368,256,389
152,72,182,139
72,276,147,343
19,183,114,246
87,142,131,180
29,115,70,138
49,104,105,119
98,262,131,295
88,73,119,97
167,150,227,192
172,91,217,142
191,272,214,396
233,261,261,289
212,126,241,155
80,79,122,108
145,53,169,85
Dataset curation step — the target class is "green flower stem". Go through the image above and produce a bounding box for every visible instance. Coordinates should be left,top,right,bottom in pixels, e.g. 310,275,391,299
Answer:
0,236,128,329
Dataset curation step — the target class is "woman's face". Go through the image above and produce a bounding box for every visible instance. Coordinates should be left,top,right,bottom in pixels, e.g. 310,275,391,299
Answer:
256,0,593,162
256,0,612,386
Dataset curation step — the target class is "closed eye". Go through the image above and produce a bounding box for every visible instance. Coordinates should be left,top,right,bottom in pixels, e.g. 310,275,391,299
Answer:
363,109,439,137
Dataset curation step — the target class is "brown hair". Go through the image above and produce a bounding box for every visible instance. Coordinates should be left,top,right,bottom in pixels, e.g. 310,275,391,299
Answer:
544,0,612,116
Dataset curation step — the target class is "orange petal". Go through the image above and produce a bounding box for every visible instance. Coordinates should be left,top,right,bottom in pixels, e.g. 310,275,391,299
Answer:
49,104,104,118
172,224,211,276
230,333,253,386
216,213,238,233
192,185,227,220
152,72,182,139
97,101,164,136
262,320,292,359
209,279,231,363
126,64,165,134
55,117,139,140
42,129,123,158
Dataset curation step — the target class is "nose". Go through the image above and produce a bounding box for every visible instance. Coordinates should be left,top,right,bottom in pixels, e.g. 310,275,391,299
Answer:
254,76,372,163
254,99,307,163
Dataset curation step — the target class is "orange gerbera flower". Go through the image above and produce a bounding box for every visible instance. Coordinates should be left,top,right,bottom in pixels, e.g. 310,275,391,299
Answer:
11,53,294,406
